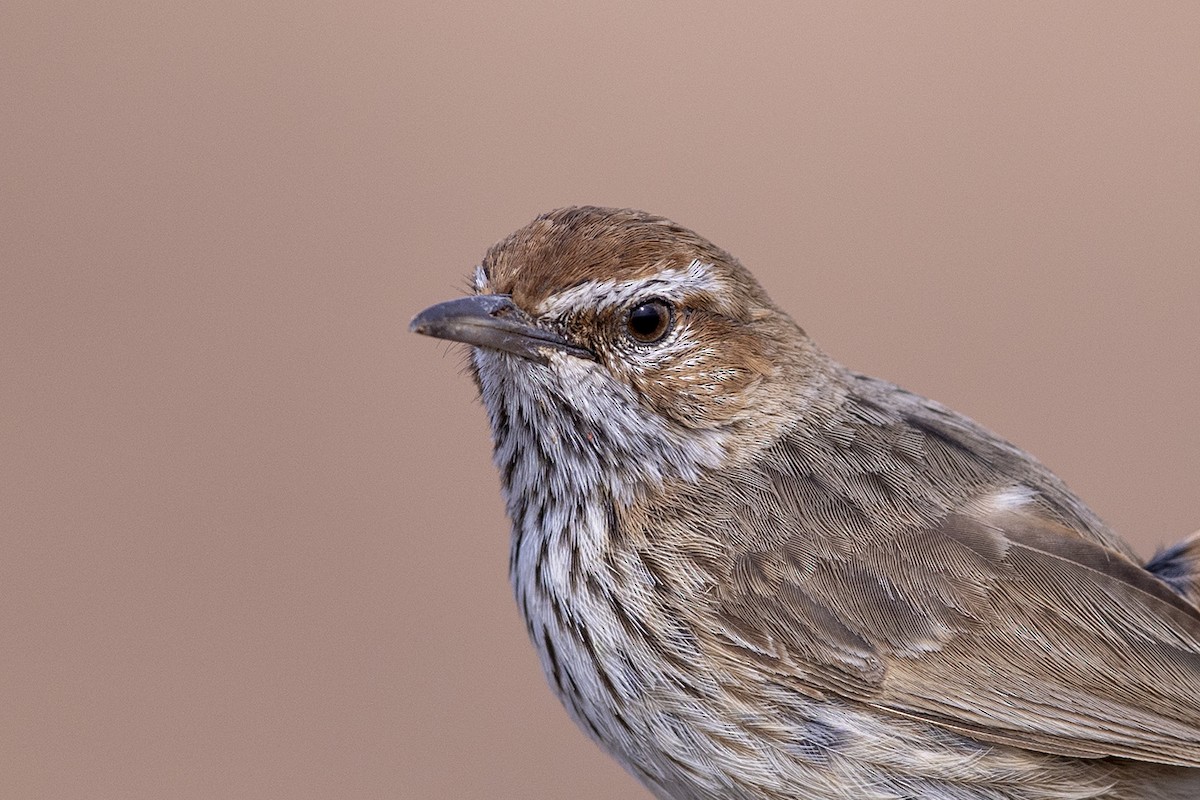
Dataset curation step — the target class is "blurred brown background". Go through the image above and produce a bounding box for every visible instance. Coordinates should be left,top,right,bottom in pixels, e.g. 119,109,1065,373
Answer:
3,2,1199,798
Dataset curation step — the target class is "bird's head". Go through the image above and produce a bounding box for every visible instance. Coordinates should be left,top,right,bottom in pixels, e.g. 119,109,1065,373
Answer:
412,207,840,494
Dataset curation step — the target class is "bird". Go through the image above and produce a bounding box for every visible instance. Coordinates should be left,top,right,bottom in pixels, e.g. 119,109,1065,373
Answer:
410,206,1200,799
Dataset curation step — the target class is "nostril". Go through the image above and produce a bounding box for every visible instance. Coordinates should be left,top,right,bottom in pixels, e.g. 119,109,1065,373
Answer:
485,294,519,318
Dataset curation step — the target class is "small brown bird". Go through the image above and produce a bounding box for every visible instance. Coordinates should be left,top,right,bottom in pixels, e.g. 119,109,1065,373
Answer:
411,207,1200,799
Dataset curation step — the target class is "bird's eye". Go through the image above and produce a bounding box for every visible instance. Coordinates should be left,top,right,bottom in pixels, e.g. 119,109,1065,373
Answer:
626,299,673,344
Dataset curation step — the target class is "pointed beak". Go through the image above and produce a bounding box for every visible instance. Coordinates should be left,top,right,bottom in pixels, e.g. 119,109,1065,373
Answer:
410,294,595,365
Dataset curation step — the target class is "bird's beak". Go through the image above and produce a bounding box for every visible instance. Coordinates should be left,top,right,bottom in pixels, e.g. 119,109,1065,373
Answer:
410,294,595,365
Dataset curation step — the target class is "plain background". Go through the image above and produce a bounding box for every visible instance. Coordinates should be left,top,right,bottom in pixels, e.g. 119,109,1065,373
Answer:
4,2,1199,798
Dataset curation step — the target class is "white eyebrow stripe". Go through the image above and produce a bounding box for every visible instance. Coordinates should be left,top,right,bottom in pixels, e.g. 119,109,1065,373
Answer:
535,260,720,317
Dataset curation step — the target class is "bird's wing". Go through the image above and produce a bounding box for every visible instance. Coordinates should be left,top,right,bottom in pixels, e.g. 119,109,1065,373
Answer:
707,452,1200,767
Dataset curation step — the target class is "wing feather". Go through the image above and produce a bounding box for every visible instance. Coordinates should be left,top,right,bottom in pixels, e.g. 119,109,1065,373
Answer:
698,388,1200,766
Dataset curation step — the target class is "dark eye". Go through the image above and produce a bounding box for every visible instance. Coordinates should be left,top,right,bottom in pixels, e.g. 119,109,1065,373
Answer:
626,299,673,343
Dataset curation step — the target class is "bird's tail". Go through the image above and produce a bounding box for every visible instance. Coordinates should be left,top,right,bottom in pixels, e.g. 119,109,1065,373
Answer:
1146,528,1200,608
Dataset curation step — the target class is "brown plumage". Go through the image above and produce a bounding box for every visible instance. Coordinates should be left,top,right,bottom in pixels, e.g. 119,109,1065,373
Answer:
412,207,1200,799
